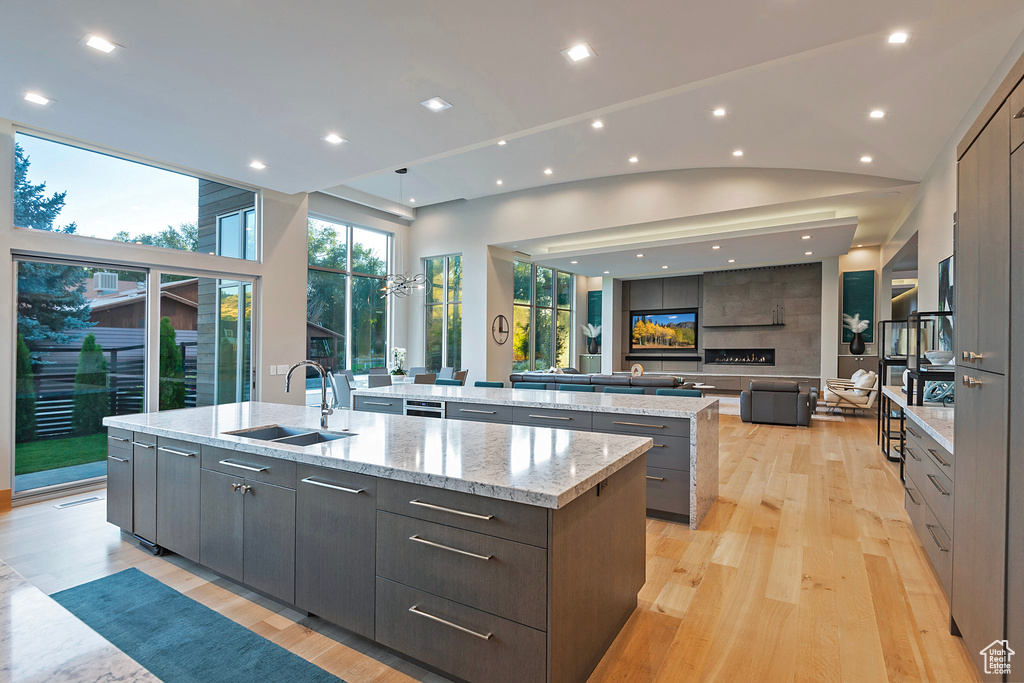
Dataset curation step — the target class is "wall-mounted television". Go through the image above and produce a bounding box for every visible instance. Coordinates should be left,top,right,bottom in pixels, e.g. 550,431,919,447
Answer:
629,309,698,353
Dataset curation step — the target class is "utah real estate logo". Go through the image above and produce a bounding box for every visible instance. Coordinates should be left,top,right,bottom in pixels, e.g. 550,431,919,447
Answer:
981,639,1014,676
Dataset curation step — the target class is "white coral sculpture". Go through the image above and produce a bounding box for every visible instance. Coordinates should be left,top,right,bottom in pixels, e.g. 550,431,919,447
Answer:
842,313,870,334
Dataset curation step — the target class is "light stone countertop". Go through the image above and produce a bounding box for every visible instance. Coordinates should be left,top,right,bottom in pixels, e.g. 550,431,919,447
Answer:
882,385,954,454
0,561,157,682
353,384,718,418
104,402,652,509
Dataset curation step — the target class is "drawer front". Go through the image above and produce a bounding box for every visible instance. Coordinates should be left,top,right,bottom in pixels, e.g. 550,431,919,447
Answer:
375,578,546,683
920,503,952,597
904,473,926,527
644,434,690,471
354,394,403,414
378,479,547,548
377,511,546,630
201,445,296,489
910,444,954,537
447,402,514,424
905,420,954,481
593,413,690,439
107,428,133,454
513,406,591,431
645,465,690,516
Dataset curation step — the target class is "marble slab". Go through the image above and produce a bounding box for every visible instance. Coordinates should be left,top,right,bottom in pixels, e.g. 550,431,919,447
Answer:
882,385,954,454
353,384,718,418
0,561,157,682
104,402,651,509
690,401,720,526
882,384,909,410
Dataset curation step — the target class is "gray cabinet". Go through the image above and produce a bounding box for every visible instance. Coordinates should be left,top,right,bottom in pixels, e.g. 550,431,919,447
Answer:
295,465,376,639
200,468,244,581
156,438,200,561
1008,141,1024,670
106,429,133,531
446,402,513,424
132,436,157,542
354,395,403,414
952,368,1007,681
837,355,875,379
512,406,592,431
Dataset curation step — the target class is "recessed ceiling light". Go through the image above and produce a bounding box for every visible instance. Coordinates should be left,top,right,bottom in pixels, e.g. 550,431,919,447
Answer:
420,96,452,112
733,149,744,157
409,198,416,203
561,42,595,63
870,110,886,119
805,251,813,256
544,168,553,175
861,156,873,163
662,265,669,269
85,34,118,53
713,108,727,117
712,245,721,250
498,140,507,146
496,179,503,185
888,32,909,44
603,270,610,274
322,133,346,144
728,259,736,263
249,160,266,170
636,253,644,258
570,260,578,264
591,120,604,129
857,244,864,247
802,235,811,239
24,92,51,105
628,156,639,163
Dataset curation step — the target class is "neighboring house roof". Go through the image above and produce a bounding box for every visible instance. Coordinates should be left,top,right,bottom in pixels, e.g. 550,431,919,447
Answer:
86,277,199,312
306,321,344,339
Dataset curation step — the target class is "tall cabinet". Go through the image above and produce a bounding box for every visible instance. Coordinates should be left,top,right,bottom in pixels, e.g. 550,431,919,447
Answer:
955,65,1020,681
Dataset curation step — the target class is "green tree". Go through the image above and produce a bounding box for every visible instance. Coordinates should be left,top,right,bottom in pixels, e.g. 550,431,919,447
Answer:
159,317,186,410
15,334,36,443
72,334,109,435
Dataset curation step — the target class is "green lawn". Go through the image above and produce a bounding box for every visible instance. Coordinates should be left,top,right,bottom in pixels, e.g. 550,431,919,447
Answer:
15,433,109,476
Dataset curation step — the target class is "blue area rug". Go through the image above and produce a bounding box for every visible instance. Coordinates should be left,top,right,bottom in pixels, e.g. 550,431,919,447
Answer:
53,568,343,683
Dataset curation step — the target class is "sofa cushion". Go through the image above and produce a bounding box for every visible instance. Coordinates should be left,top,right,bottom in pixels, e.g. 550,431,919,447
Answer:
824,388,871,405
852,372,877,396
850,369,867,382
629,376,678,388
749,380,799,393
569,374,593,384
591,374,631,386
552,374,576,384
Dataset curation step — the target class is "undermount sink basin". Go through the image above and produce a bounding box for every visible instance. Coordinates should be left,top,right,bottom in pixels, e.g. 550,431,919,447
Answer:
226,425,354,446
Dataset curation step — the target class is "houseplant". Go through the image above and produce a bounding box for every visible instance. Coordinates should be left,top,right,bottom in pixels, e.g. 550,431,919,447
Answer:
843,313,870,355
389,347,407,375
581,323,602,355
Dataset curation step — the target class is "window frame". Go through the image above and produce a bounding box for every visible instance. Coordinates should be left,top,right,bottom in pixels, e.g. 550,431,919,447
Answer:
423,253,462,371
513,260,575,371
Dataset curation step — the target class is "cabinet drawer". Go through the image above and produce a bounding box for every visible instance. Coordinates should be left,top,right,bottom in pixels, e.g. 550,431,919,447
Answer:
905,420,954,481
201,446,296,489
156,437,201,561
107,428,132,454
645,465,690,516
354,394,403,414
512,406,591,431
645,434,690,471
920,503,952,597
910,447,953,538
447,402,513,424
904,470,927,536
375,578,546,683
156,437,200,459
593,413,690,439
378,479,547,548
377,511,547,630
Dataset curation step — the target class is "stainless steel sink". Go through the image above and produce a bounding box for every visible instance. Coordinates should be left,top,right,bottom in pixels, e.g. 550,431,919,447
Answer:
225,425,354,446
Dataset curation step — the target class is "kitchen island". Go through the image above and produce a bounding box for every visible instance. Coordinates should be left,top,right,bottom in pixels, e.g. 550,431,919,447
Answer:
352,384,720,529
103,402,652,683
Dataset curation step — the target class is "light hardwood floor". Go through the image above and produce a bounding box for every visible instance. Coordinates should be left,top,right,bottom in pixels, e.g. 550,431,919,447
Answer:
0,411,979,682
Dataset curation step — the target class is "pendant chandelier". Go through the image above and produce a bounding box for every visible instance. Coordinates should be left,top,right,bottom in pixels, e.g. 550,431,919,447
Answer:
380,168,427,299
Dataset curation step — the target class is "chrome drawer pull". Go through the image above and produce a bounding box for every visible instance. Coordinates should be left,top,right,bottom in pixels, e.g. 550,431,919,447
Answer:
905,446,921,461
301,477,363,494
218,459,268,473
408,605,492,640
927,474,950,496
613,421,666,429
364,401,394,406
409,535,492,561
158,447,196,458
132,441,155,449
108,435,129,443
905,486,920,506
925,524,949,552
646,475,666,481
905,426,920,439
460,409,497,414
409,499,494,520
107,455,129,463
528,414,571,421
927,448,950,468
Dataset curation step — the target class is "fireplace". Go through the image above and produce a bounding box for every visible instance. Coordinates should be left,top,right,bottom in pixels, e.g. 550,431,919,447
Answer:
704,348,775,366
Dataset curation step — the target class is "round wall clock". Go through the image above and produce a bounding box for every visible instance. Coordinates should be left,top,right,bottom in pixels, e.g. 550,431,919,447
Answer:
492,315,510,345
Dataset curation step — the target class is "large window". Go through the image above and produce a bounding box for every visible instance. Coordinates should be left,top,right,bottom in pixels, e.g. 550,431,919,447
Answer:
307,218,391,400
424,255,462,372
14,133,257,260
513,260,574,371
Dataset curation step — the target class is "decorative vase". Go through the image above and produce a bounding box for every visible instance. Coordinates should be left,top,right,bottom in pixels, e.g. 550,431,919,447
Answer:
849,332,866,355
587,337,598,354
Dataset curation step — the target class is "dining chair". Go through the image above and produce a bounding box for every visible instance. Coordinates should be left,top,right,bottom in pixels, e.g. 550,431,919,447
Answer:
603,386,644,395
330,372,354,408
435,378,462,386
514,382,548,390
408,366,427,376
438,367,455,380
414,373,437,384
559,384,595,392
367,374,393,388
453,370,468,385
656,388,701,397
368,367,388,375
475,381,504,388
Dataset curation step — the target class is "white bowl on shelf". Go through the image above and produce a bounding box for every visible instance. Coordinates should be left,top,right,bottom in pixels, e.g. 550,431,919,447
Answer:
924,350,955,365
